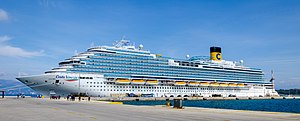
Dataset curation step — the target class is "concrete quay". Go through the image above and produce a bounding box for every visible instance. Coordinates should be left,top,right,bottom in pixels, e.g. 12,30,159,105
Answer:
94,96,300,101
0,97,299,121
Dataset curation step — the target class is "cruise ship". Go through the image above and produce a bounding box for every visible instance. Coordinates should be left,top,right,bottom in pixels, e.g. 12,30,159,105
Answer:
16,40,279,97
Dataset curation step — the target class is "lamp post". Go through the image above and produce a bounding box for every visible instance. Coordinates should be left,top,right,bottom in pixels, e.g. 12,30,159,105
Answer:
78,73,81,101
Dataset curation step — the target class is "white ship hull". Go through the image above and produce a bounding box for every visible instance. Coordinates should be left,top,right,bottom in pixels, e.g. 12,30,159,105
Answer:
17,72,278,97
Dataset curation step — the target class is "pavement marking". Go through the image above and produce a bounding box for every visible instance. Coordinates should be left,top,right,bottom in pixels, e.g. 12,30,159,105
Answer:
264,112,280,114
109,102,123,105
89,117,97,120
67,112,75,115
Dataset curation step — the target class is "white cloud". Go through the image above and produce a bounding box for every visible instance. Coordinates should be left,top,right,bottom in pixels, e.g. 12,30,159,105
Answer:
0,35,11,42
0,9,8,21
0,35,44,57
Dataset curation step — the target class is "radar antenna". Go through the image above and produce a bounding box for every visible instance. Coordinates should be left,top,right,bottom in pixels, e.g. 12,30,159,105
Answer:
121,35,126,40
114,39,130,48
90,42,95,48
74,50,78,55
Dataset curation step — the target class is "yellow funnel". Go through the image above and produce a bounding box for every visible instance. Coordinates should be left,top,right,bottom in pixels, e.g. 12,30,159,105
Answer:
210,47,222,61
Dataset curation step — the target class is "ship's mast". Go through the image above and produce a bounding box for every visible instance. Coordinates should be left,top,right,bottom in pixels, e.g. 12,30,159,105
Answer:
271,70,275,91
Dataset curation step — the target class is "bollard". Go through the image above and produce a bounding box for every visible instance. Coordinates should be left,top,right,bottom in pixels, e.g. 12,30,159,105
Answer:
173,99,183,109
166,102,172,106
1,91,4,98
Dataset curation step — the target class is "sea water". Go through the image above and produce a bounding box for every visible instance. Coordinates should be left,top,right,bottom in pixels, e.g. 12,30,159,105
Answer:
123,99,300,113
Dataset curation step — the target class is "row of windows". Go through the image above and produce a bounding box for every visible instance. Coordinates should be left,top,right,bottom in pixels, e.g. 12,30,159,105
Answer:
73,64,263,79
93,53,164,61
86,52,261,74
80,77,93,79
105,48,150,55
85,58,167,67
78,59,262,76
74,52,262,77
71,69,263,82
79,65,263,79
87,81,102,84
75,50,261,75
67,51,264,82
82,83,245,91
87,89,241,93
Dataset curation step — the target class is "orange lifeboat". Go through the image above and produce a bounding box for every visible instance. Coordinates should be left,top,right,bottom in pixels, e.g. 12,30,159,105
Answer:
174,81,186,86
219,83,229,87
237,83,245,87
210,82,219,87
228,83,238,87
199,82,210,86
131,79,145,85
146,80,158,85
188,82,199,86
115,79,130,84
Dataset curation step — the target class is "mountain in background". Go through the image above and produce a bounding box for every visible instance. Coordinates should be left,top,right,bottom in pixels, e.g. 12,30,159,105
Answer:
277,89,300,96
0,79,37,95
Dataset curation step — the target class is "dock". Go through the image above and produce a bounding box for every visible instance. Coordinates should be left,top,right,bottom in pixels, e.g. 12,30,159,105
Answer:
0,97,299,121
94,96,299,101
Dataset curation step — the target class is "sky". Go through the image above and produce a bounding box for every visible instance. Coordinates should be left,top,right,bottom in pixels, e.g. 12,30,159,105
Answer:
0,0,299,89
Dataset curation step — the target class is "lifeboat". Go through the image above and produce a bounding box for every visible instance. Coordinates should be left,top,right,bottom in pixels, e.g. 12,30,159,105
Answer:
228,83,238,87
188,82,199,86
210,82,219,87
131,79,145,85
115,79,130,84
174,81,186,86
237,83,245,87
145,80,158,85
219,83,229,87
199,82,210,86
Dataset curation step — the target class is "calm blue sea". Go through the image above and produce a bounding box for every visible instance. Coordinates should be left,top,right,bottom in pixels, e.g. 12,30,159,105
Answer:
123,99,300,113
